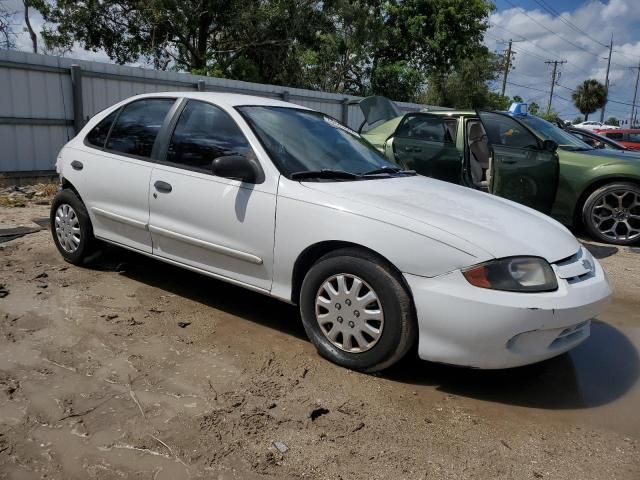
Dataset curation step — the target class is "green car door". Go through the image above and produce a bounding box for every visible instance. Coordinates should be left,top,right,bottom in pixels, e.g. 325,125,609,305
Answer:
477,111,560,215
389,113,462,184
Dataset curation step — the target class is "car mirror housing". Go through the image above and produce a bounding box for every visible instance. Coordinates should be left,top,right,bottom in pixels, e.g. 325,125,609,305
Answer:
212,155,263,183
542,139,558,153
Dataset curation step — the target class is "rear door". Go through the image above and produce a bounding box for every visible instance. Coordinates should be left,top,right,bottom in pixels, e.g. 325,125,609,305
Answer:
390,113,462,184
477,111,559,214
75,98,176,252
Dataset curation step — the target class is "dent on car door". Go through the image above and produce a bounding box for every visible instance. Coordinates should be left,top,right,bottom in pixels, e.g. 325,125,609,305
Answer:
391,113,461,183
148,99,277,291
79,98,176,252
477,111,559,214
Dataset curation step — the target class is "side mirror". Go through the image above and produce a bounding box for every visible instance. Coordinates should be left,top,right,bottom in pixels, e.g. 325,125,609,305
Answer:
542,139,558,153
212,155,262,183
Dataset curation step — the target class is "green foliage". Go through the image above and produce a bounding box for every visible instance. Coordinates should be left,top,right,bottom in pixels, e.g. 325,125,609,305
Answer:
36,0,495,102
572,79,608,121
423,47,504,108
371,61,423,102
528,102,539,115
537,109,560,123
605,116,619,126
573,115,584,124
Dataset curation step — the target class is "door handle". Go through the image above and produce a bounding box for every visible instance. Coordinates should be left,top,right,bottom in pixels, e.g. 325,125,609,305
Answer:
501,159,517,165
154,180,172,193
71,160,83,170
404,147,422,152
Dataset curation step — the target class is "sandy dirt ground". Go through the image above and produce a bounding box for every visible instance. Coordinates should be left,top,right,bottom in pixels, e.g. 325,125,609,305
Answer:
0,201,639,480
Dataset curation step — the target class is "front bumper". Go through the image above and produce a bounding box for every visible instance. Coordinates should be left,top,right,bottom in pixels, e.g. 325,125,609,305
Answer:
404,252,612,369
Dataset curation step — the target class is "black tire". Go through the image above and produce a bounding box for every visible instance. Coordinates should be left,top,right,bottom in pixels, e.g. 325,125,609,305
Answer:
582,182,640,245
299,248,417,372
50,189,98,264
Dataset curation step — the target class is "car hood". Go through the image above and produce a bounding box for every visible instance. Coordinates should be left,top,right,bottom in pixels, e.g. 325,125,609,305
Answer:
562,147,640,161
300,175,579,263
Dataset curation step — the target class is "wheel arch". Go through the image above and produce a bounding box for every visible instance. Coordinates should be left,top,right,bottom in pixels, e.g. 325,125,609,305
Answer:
60,176,81,198
290,240,414,306
573,175,640,226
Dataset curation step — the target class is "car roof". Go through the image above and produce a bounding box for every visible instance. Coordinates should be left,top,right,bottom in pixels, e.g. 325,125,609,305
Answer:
422,109,475,116
122,91,310,110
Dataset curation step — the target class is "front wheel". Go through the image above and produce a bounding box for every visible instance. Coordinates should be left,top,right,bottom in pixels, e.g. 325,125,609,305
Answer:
299,249,417,372
582,182,640,245
50,189,98,264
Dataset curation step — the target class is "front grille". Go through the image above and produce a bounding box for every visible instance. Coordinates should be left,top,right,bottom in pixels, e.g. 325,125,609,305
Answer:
553,247,595,284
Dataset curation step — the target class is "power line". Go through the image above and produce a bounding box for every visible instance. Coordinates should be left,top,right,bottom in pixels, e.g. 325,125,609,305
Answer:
500,0,605,60
488,22,593,76
531,0,609,48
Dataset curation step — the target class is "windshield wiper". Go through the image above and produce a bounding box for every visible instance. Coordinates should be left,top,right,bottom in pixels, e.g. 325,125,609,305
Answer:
362,166,416,176
290,169,360,180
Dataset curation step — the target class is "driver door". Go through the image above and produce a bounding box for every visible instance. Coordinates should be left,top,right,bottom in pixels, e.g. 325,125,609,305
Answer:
390,113,462,184
477,111,559,214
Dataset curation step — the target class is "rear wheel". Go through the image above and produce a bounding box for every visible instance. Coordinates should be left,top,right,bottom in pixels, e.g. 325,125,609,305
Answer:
582,182,640,245
50,189,98,264
299,248,416,372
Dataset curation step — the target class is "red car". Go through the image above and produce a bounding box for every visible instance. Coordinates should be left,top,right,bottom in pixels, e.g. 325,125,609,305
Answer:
594,129,640,150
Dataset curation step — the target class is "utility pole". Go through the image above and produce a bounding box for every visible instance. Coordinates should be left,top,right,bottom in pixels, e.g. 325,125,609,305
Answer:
545,60,567,114
501,39,513,98
600,34,613,122
631,61,640,128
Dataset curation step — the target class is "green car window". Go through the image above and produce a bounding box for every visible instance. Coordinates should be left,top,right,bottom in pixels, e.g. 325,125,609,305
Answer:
516,115,593,151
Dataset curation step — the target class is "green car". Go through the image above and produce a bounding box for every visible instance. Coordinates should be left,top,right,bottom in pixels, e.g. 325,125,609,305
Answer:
359,97,640,245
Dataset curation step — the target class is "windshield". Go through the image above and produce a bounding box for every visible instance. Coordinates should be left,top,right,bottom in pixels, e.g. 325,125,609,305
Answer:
237,106,398,178
516,115,594,151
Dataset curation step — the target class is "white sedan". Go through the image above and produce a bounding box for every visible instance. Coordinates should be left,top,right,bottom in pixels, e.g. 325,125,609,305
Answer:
51,92,612,371
573,120,620,131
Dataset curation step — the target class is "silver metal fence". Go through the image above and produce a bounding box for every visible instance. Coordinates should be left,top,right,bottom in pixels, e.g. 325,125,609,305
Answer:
0,50,425,176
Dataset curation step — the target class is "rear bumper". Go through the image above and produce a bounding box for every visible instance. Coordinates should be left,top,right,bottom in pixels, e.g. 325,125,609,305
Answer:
404,258,612,369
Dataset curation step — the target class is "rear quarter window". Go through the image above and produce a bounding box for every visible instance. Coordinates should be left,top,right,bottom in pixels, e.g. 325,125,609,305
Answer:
86,111,118,148
105,98,175,158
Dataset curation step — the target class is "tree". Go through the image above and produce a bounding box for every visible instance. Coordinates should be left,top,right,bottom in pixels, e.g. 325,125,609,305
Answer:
23,0,38,53
605,116,619,126
36,0,494,101
422,46,503,108
0,0,17,49
572,79,607,121
573,115,584,124
372,61,423,102
529,102,540,115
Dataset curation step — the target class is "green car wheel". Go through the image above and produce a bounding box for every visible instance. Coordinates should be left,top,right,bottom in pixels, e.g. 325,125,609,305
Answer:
582,182,640,245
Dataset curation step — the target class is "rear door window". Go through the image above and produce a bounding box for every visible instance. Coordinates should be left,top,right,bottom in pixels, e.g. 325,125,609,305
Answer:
105,99,175,158
395,114,454,143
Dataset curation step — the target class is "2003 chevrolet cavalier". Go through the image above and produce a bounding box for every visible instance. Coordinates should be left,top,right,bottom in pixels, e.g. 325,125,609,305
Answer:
51,92,612,371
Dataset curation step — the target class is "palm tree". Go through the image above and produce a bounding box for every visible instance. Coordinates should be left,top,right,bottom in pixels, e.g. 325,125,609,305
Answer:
572,79,608,121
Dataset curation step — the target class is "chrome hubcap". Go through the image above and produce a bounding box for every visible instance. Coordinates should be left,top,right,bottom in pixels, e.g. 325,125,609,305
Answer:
315,274,384,353
54,204,81,253
591,189,640,242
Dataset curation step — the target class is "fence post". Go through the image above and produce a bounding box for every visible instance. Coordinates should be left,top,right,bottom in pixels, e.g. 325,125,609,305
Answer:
70,64,84,133
341,98,350,126
197,80,206,91
281,91,290,102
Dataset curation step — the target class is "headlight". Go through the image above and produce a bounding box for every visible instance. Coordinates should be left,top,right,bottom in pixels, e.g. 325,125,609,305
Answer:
462,257,558,292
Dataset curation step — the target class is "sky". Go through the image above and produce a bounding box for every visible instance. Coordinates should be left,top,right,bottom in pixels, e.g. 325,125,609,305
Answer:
4,0,640,122
486,0,640,122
